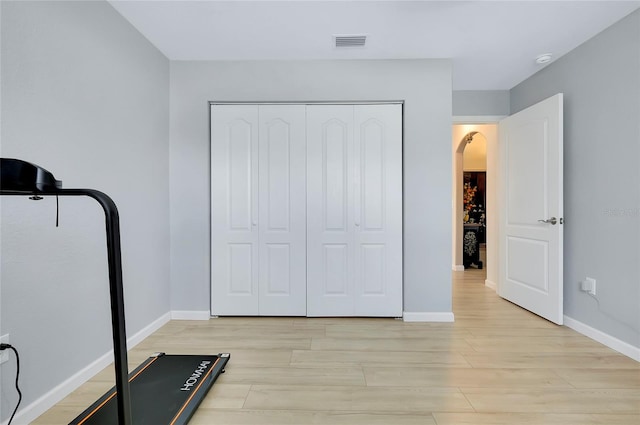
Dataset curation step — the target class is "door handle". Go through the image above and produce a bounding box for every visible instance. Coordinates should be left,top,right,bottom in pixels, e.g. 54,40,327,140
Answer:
538,217,557,225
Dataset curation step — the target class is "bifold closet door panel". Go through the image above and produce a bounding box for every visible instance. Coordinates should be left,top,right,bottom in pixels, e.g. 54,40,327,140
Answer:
353,104,403,317
306,105,356,316
258,105,307,316
306,104,403,317
211,105,307,316
211,105,260,315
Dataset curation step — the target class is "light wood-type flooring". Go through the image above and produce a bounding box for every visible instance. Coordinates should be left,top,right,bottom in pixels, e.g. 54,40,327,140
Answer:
34,268,640,424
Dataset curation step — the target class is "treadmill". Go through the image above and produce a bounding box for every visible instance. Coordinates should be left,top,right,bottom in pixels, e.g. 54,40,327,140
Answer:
0,158,230,425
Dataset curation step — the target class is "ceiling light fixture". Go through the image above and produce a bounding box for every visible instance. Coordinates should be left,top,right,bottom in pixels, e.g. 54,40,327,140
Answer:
535,53,553,64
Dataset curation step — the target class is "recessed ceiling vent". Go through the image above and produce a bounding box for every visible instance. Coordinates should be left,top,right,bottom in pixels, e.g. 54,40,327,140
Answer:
334,34,367,48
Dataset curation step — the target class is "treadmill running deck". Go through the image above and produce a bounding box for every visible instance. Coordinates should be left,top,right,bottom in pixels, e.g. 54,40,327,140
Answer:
69,353,230,425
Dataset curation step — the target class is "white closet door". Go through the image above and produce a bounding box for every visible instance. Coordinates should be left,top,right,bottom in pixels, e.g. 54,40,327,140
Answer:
353,105,403,316
211,105,260,315
307,104,403,317
307,106,355,316
258,106,307,315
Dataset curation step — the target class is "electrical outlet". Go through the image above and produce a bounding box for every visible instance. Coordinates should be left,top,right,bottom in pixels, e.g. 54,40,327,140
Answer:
588,278,596,295
0,334,9,365
581,277,596,295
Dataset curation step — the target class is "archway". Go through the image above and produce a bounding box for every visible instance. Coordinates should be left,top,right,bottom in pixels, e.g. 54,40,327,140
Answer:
451,124,498,289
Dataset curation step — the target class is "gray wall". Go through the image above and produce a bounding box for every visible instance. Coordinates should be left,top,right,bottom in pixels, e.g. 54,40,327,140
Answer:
453,90,510,117
170,60,453,315
0,0,170,420
511,10,640,348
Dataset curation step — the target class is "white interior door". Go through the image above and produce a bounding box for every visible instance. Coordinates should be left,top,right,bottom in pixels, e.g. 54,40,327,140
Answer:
307,104,403,317
258,105,307,315
211,105,260,315
498,93,563,324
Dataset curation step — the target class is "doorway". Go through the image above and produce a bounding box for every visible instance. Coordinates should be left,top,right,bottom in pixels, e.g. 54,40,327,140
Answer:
451,124,498,289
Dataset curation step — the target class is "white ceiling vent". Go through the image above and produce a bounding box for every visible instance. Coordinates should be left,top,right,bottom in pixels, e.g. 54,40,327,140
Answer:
334,34,367,48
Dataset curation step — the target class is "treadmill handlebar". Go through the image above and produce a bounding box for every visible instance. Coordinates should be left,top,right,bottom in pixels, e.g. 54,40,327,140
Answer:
0,158,133,425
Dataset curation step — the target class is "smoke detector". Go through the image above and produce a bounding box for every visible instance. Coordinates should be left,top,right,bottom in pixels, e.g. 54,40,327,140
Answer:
334,34,367,48
535,53,553,64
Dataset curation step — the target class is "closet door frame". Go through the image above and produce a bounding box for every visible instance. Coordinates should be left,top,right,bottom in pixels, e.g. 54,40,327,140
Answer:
210,101,404,317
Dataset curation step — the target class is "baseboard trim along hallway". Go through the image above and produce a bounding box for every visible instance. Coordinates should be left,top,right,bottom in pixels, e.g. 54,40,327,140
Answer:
564,315,640,362
170,310,211,320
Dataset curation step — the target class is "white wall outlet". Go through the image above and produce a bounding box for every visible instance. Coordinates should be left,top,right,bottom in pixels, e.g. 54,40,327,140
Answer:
0,334,10,365
581,277,596,295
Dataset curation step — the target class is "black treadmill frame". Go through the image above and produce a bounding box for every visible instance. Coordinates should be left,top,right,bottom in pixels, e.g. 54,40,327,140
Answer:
1,187,134,424
1,159,145,424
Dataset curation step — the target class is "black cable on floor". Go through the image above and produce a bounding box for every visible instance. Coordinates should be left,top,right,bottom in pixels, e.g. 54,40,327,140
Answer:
0,344,22,425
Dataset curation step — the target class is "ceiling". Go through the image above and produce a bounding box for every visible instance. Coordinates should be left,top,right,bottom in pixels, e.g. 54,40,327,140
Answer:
108,0,640,90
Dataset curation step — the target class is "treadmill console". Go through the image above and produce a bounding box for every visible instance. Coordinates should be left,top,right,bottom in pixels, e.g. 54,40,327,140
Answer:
0,158,62,193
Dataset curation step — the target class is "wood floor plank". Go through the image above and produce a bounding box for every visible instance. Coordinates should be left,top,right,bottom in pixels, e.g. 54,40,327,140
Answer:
292,317,397,327
290,349,472,368
311,337,474,352
219,365,367,386
464,326,578,337
461,388,640,414
462,352,640,369
465,336,615,353
553,368,640,389
325,324,472,339
364,367,572,388
172,324,327,338
243,385,474,413
433,413,640,425
135,335,311,350
190,409,437,425
452,318,561,329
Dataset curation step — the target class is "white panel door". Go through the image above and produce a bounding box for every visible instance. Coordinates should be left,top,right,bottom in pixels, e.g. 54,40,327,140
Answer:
258,105,307,315
354,105,403,316
211,105,260,315
306,106,355,316
499,94,563,324
307,104,403,317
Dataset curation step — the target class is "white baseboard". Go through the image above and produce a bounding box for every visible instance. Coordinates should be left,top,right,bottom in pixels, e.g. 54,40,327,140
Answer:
563,315,640,362
485,279,497,290
452,264,465,272
128,312,171,347
403,312,455,322
170,310,211,320
8,312,171,425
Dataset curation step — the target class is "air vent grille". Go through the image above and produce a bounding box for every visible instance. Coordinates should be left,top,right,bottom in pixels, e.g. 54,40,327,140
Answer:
334,35,367,48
